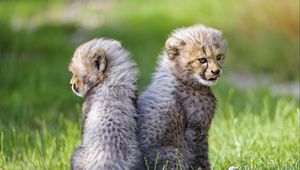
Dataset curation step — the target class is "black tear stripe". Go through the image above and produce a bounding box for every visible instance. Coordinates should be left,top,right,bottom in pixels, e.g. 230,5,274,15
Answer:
218,63,222,69
202,63,208,80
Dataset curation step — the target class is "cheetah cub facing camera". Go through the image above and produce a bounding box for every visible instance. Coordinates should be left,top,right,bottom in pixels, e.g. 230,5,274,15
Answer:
68,38,143,170
138,24,227,170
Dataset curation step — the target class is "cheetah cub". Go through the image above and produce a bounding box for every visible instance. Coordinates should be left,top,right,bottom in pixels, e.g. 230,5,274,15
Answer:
137,24,227,170
69,38,143,170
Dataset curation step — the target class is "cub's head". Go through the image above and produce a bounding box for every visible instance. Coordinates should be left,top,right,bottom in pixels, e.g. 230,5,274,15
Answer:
165,24,227,86
68,38,121,97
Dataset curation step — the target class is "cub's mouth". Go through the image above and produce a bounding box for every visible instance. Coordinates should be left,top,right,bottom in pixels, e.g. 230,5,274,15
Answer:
71,83,84,97
208,77,217,81
71,84,79,93
207,74,222,81
200,75,219,82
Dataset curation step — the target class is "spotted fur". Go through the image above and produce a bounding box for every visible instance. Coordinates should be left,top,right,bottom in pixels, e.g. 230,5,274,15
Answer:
69,38,143,170
137,24,227,170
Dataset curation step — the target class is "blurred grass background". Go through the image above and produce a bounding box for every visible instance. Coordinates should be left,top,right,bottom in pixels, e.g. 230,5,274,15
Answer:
0,0,299,169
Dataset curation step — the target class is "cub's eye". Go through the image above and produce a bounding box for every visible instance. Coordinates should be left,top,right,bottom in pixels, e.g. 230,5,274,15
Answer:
216,54,223,61
198,58,207,64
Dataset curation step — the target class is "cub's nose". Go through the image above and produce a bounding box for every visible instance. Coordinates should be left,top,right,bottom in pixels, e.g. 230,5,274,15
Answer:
211,69,221,75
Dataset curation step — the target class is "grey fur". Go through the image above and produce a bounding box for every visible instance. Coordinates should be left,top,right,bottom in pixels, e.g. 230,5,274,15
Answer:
137,24,227,170
69,39,143,170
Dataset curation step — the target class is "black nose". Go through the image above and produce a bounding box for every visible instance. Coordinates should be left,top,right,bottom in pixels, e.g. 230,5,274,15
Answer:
211,69,221,75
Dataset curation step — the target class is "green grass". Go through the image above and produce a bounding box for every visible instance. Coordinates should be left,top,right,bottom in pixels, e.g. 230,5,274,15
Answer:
0,86,298,169
0,0,299,169
210,87,299,169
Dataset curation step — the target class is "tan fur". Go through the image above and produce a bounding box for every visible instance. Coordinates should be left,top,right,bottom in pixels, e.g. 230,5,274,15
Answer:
165,24,227,86
69,44,108,97
137,24,227,169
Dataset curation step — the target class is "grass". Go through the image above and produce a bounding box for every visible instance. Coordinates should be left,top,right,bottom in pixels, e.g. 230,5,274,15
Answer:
0,0,299,169
0,86,298,169
210,87,299,169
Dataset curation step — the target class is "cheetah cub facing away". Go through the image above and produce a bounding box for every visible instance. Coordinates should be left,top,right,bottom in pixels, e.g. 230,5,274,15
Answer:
138,24,227,170
69,38,142,170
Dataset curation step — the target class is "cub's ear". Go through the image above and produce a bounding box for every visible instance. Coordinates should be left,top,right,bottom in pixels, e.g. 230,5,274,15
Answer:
111,40,122,49
165,37,186,60
93,48,107,72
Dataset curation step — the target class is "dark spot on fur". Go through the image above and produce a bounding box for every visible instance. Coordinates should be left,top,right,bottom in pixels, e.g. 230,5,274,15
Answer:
180,40,186,46
202,46,207,56
214,43,220,49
